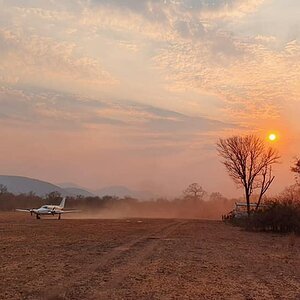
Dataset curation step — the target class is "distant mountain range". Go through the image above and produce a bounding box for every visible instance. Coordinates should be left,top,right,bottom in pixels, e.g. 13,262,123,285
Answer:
0,175,67,196
0,175,152,199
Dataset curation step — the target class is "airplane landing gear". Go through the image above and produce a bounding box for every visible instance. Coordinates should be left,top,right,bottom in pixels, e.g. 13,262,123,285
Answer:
58,214,61,220
36,214,40,219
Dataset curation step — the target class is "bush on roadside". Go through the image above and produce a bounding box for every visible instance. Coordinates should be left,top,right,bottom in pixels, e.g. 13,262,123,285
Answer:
248,200,300,234
229,196,300,234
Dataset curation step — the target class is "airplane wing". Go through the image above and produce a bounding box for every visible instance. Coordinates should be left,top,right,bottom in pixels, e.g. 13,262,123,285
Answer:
52,210,81,214
16,209,32,213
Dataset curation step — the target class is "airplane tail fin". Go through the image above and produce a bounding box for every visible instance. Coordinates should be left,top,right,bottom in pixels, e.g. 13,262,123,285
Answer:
59,197,66,208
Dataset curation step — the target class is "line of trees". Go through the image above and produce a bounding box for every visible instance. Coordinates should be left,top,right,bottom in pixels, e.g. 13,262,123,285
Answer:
0,184,236,219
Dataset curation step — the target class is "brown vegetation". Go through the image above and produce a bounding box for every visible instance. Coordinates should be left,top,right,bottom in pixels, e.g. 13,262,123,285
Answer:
229,185,300,234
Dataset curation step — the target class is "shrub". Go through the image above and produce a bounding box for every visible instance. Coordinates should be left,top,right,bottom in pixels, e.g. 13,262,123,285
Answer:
230,198,300,234
248,200,300,234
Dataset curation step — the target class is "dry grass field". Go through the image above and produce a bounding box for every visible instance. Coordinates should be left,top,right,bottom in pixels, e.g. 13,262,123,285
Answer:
0,213,299,300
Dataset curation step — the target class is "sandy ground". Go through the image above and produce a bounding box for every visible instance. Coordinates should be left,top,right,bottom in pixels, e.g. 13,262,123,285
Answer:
0,213,299,300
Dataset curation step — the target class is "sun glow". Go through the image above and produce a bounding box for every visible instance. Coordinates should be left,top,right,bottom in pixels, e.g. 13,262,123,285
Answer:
268,133,277,141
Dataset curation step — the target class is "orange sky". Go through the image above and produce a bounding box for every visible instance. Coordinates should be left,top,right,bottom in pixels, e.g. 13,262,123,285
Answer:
0,0,299,197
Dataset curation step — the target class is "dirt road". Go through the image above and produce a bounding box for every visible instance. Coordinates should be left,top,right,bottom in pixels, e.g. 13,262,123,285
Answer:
0,213,299,299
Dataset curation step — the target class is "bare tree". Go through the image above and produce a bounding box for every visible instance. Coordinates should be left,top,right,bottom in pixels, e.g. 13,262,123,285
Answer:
45,191,62,203
256,166,274,210
209,192,227,202
291,158,300,184
0,184,8,194
217,135,279,216
183,183,206,202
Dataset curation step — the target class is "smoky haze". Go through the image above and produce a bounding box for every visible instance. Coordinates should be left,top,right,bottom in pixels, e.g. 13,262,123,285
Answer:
68,197,236,220
0,189,236,220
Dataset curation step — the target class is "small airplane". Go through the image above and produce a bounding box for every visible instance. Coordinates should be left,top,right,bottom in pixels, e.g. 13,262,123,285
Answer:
16,197,76,219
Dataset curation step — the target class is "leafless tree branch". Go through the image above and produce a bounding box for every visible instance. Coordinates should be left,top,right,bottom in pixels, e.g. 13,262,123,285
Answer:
217,135,280,216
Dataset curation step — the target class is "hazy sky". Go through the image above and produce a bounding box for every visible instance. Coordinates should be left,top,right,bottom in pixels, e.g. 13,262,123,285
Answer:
0,0,299,197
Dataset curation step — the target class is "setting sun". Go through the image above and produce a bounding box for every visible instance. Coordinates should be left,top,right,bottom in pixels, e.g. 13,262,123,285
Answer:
268,133,277,141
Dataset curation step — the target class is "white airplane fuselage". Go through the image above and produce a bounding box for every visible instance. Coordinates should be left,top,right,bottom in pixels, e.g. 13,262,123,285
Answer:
17,198,68,219
32,205,63,215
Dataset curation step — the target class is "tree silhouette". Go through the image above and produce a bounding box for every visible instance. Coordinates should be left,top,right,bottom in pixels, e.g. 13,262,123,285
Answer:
45,191,62,203
183,183,206,202
291,158,300,184
0,184,8,194
217,135,279,216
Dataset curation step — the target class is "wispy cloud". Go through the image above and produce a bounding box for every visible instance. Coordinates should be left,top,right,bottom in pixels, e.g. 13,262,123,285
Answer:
0,28,116,89
1,0,298,124
153,37,300,122
0,0,298,195
0,87,233,133
88,0,265,20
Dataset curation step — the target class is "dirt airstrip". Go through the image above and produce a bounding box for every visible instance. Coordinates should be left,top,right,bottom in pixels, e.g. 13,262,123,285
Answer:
0,213,299,300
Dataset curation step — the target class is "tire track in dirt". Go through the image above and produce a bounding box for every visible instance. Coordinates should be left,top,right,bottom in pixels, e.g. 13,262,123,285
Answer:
91,220,187,299
46,220,186,299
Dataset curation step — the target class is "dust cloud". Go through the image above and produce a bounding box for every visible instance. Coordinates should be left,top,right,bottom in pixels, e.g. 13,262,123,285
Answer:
65,196,236,220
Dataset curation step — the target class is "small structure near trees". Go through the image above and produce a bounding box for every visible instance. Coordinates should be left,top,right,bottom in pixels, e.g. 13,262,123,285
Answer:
217,134,280,216
223,202,265,220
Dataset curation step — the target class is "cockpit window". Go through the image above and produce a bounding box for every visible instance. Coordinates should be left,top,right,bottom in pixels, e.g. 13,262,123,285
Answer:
42,206,48,209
